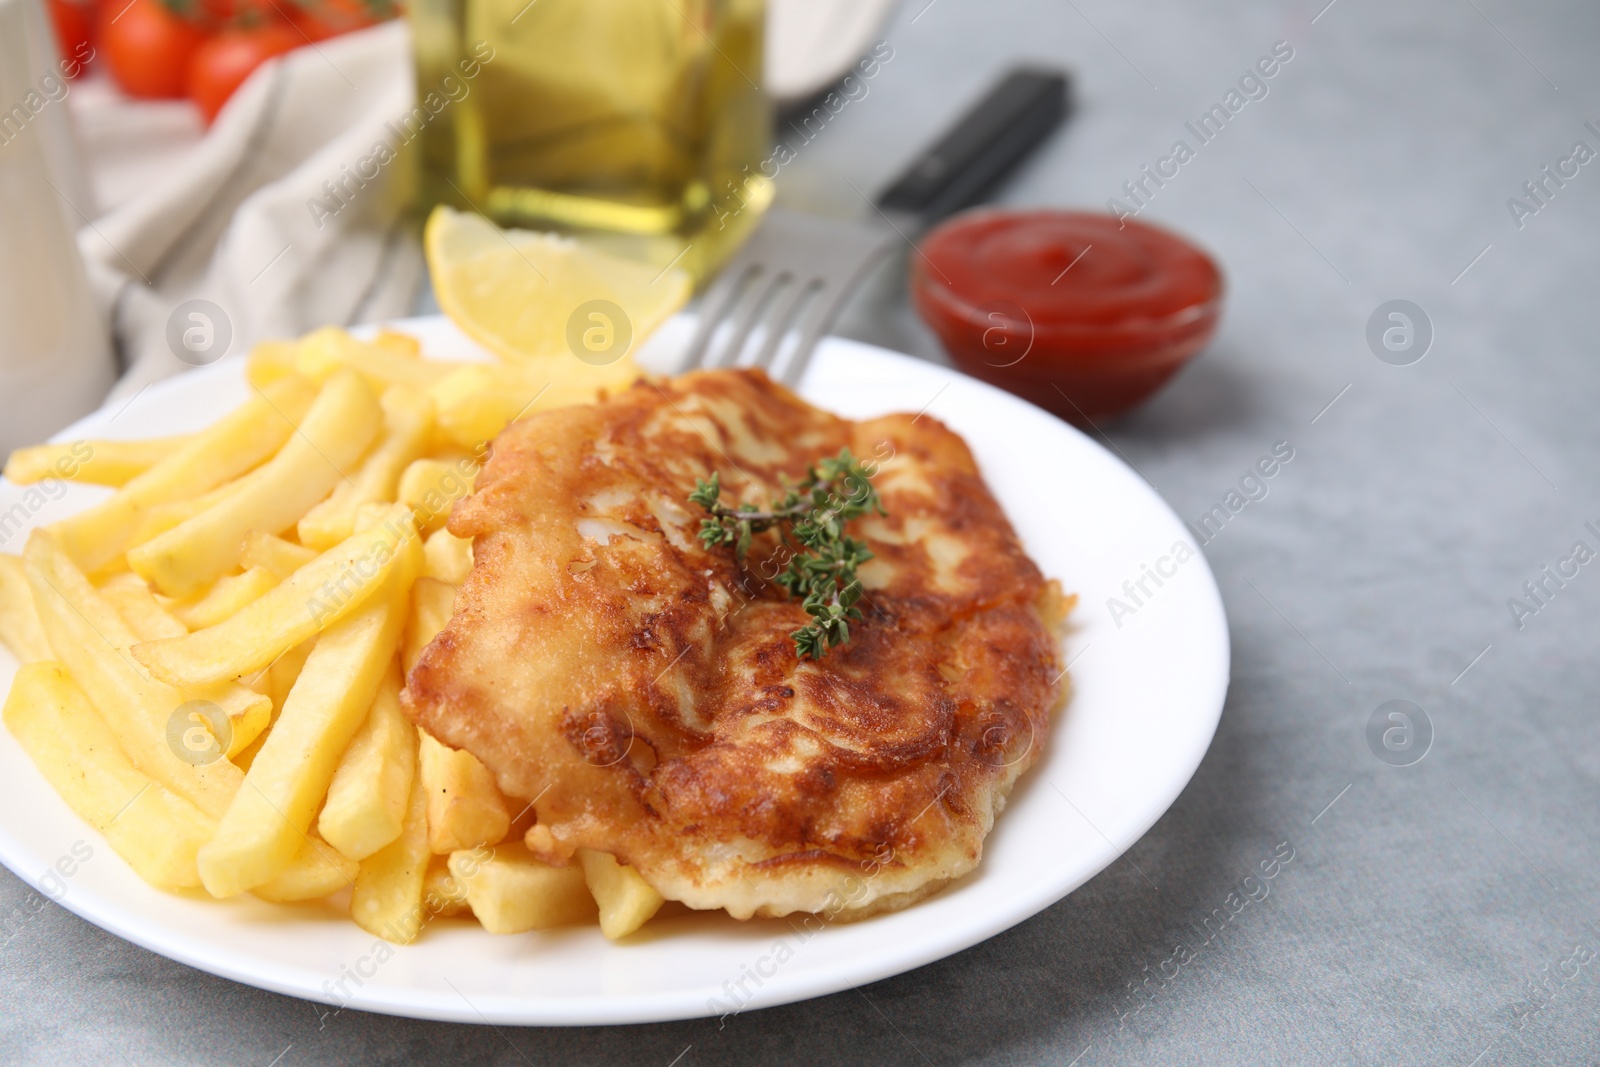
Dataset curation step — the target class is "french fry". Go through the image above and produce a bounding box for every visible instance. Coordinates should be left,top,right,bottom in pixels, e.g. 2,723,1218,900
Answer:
97,572,268,759
131,503,418,688
6,326,652,932
3,662,216,890
295,327,457,393
371,330,422,358
428,365,535,451
129,370,383,597
319,661,416,861
429,361,637,451
230,731,270,775
402,577,455,676
240,531,318,580
422,528,472,585
354,501,396,532
98,572,187,639
450,841,596,934
398,457,478,534
251,831,358,903
245,339,301,389
298,385,434,550
161,567,279,631
266,637,316,712
351,769,430,943
422,854,470,918
198,685,272,760
231,636,316,772
419,731,511,855
24,531,243,818
126,467,266,551
0,553,51,662
4,436,193,488
196,543,417,898
52,375,317,572
578,848,664,940
285,330,425,384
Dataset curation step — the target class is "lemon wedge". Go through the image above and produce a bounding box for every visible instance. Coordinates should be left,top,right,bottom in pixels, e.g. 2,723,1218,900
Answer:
424,206,691,366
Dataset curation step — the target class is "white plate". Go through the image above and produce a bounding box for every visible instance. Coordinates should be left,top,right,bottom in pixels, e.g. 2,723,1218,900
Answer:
0,316,1229,1025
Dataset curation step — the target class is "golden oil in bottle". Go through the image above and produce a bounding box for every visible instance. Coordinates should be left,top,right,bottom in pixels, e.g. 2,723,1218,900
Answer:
407,0,772,284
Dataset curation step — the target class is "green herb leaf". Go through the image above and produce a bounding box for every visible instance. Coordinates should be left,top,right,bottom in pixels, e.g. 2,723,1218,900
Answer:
689,448,885,659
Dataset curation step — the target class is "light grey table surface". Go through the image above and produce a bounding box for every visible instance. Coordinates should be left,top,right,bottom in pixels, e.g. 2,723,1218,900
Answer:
6,0,1600,1063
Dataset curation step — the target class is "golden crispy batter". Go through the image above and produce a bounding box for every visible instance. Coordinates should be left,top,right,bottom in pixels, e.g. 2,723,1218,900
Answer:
403,370,1068,920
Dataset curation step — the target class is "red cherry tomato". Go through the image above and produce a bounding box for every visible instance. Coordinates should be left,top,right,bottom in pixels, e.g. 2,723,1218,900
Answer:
185,25,301,124
197,0,239,22
196,0,284,29
100,0,209,99
47,0,94,76
291,0,381,42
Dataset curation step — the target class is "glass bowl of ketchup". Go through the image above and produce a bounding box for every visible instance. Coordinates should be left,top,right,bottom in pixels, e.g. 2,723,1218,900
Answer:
911,210,1223,425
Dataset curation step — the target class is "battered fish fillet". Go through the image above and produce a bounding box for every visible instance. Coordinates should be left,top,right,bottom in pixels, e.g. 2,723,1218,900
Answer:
403,369,1070,920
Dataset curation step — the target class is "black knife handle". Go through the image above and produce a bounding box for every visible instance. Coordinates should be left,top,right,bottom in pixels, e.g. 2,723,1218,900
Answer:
876,67,1071,225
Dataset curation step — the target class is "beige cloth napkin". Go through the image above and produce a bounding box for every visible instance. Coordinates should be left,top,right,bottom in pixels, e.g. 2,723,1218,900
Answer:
75,21,424,403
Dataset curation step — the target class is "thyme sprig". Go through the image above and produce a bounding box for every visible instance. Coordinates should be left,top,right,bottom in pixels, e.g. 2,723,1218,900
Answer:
689,448,886,659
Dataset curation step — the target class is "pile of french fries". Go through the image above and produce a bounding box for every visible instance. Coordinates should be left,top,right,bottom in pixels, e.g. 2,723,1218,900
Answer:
0,327,665,943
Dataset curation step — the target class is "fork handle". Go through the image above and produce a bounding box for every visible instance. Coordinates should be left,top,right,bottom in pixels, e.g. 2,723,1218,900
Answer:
876,67,1071,226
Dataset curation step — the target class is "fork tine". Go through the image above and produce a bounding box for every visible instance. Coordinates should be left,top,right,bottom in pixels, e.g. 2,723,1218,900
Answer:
709,271,788,370
680,263,755,371
681,208,901,379
749,277,816,373
703,270,770,369
778,280,857,387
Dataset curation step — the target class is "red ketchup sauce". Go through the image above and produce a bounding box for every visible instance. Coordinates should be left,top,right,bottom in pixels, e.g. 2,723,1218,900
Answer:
911,210,1223,424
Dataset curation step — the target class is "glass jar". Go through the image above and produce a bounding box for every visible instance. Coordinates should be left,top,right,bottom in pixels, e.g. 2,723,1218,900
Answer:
407,0,772,284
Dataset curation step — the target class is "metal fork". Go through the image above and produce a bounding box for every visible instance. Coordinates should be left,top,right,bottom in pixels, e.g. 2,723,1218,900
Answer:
677,67,1070,383
678,209,898,383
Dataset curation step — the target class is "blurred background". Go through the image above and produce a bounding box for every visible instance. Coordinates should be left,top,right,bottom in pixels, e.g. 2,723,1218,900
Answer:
2,0,906,449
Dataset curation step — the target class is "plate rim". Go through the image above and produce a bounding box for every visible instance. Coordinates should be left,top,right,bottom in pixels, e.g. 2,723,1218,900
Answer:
0,316,1230,1024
